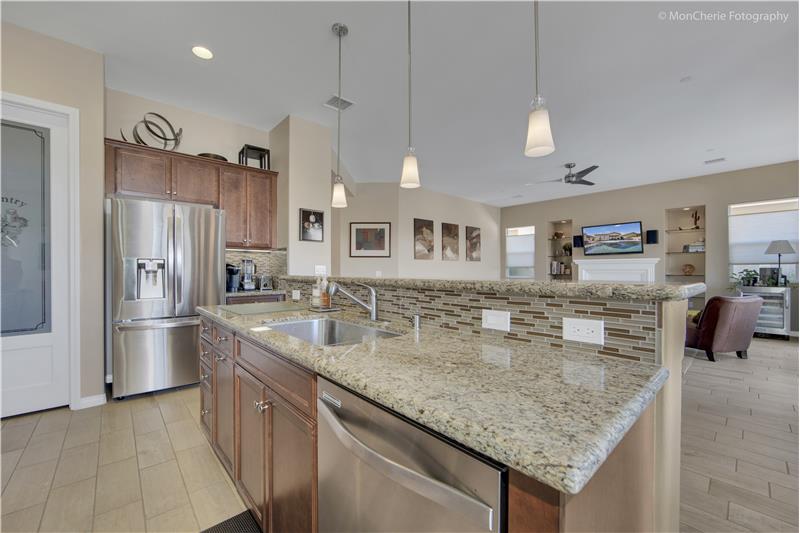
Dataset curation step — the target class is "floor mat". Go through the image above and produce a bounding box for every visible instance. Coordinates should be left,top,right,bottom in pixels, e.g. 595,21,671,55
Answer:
202,510,260,533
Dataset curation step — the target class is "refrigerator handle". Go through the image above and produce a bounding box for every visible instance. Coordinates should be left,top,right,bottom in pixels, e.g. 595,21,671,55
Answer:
175,212,183,308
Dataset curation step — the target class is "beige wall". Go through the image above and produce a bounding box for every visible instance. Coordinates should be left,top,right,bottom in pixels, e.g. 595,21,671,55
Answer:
269,117,290,249
1,23,106,398
273,116,332,276
105,89,269,164
501,161,799,297
332,183,400,277
332,183,502,280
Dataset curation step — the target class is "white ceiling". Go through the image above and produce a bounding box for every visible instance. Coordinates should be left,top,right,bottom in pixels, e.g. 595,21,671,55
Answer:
4,1,797,207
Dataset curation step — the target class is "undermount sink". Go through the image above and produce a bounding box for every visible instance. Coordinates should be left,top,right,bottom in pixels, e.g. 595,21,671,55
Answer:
265,318,401,346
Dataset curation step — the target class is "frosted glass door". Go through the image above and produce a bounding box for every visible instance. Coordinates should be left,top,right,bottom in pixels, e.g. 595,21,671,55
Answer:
1,120,51,336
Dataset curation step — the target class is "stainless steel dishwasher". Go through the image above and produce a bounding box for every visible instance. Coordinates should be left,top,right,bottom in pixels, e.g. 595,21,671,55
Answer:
317,377,506,532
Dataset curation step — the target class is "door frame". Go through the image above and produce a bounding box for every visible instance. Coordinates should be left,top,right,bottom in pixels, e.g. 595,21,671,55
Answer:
2,92,86,410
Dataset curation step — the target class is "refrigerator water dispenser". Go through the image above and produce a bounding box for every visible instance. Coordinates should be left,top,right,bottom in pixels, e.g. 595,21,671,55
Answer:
136,258,166,300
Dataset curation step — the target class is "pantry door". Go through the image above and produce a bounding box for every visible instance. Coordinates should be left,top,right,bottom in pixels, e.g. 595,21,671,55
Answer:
1,95,77,417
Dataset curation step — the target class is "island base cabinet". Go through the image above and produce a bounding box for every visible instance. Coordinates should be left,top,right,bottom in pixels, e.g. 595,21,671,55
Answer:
268,389,317,533
213,355,235,477
235,365,269,529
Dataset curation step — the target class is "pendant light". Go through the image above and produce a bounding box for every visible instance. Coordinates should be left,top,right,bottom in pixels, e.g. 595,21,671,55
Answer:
400,0,421,188
524,0,555,157
331,22,349,208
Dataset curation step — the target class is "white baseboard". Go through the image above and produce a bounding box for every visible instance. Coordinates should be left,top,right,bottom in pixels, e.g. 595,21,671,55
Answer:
71,393,107,410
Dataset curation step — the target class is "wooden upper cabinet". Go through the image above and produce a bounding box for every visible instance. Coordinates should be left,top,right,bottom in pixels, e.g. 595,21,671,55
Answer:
246,172,276,249
115,146,171,199
172,157,219,205
105,139,278,249
220,169,248,247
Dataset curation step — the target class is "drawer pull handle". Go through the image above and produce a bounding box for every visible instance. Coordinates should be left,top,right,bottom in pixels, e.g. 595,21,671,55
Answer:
200,373,209,381
201,326,210,333
216,336,228,343
201,350,210,357
201,409,210,416
215,354,226,362
254,400,271,413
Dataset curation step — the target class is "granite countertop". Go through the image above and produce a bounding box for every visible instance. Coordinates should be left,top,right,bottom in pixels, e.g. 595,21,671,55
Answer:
225,290,285,298
279,275,705,301
197,303,668,495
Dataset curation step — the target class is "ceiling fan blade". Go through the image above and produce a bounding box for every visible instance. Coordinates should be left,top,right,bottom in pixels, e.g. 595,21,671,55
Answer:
530,177,563,184
574,179,595,186
574,165,598,178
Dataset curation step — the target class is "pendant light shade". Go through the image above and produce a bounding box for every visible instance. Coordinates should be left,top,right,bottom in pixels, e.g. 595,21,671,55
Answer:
400,148,421,188
400,1,422,188
524,0,555,158
331,22,348,208
331,178,348,208
525,96,555,157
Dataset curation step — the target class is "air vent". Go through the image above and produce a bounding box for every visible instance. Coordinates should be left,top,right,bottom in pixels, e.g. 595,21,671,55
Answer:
324,95,354,111
704,157,726,165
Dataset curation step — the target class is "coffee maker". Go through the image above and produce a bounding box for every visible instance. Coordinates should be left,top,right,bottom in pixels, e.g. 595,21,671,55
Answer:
226,264,241,292
241,259,256,291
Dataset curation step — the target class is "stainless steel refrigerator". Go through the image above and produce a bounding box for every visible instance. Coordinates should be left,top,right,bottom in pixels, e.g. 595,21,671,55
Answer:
105,197,225,398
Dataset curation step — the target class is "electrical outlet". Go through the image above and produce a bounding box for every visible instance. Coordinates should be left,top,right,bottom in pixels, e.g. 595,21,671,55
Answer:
375,270,383,277
481,309,511,332
314,265,327,276
562,317,604,346
291,290,301,301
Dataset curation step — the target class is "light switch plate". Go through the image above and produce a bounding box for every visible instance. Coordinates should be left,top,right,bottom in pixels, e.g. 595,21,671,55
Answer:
375,270,383,277
481,309,511,332
291,290,301,301
314,265,327,276
562,317,604,346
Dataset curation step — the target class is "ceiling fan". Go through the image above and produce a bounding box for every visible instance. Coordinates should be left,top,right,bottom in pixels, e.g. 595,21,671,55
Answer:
537,163,599,186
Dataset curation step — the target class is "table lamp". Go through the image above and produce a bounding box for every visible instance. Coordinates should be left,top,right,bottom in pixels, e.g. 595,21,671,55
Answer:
765,240,796,286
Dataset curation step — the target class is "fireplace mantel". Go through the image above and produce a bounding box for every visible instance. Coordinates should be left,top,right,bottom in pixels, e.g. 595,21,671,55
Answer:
574,258,660,283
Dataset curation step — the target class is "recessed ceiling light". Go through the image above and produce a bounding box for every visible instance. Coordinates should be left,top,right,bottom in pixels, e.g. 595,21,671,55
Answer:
192,46,213,60
682,207,691,211
560,220,567,223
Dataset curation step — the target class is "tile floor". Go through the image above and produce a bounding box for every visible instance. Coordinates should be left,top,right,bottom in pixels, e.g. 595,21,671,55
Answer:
1,387,244,532
681,337,799,532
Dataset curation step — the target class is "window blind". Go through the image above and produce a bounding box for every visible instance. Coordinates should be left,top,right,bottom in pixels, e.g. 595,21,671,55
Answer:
729,210,799,265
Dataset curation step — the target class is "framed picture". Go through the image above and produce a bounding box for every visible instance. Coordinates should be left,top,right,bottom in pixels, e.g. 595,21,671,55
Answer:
413,218,434,260
466,226,481,261
442,223,459,261
299,209,324,242
350,222,391,257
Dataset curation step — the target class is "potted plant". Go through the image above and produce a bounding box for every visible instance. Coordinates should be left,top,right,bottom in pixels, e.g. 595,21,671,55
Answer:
733,269,760,287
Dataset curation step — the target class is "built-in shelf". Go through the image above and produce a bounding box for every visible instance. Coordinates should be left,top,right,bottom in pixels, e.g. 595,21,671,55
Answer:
548,219,574,280
665,228,706,234
665,251,705,255
666,273,706,278
548,237,571,241
548,255,573,259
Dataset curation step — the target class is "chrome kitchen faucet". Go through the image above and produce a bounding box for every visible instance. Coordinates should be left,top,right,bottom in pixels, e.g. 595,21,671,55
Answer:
327,282,378,321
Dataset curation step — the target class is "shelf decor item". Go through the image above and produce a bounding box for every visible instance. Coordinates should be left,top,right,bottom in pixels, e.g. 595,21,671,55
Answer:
681,264,696,275
120,112,182,150
239,144,270,170
350,222,390,257
299,209,324,242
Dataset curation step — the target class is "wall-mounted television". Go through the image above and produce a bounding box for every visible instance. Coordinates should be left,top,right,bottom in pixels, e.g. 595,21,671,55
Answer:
582,221,644,256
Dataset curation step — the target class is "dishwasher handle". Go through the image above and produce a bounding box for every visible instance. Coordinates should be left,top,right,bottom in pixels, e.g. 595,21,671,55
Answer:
317,398,495,531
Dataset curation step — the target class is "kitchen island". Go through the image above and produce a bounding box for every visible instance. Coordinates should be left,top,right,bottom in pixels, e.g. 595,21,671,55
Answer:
197,278,702,532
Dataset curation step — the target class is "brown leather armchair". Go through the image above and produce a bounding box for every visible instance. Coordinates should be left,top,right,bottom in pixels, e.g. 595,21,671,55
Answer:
686,296,763,362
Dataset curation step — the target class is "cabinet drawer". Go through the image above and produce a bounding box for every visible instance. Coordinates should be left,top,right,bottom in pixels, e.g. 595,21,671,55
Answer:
199,360,212,389
236,337,315,417
200,317,213,341
212,324,233,355
199,338,213,366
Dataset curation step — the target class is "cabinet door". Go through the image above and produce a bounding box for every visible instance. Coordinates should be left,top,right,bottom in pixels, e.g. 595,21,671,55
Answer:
200,382,213,439
172,157,220,206
246,172,276,249
235,365,269,528
220,168,248,247
268,388,316,533
115,147,171,199
213,353,235,476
